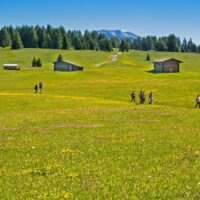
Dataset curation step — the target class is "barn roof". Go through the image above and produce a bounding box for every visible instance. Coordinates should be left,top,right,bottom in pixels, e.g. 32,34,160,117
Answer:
3,64,19,67
53,60,83,68
153,58,183,63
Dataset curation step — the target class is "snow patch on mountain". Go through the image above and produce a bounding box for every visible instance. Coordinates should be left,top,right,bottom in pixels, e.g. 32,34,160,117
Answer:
97,29,139,41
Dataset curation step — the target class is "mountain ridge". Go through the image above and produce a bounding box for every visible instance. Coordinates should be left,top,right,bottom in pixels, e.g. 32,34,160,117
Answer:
97,29,139,41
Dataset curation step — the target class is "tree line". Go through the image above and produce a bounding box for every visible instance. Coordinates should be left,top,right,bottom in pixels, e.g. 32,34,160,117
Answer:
119,34,200,53
0,25,199,53
0,25,113,51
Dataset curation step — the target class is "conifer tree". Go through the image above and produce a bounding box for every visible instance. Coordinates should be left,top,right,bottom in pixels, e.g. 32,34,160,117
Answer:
46,33,53,49
167,34,180,52
0,28,12,47
57,54,63,62
38,28,48,48
36,58,42,67
11,31,23,50
105,40,113,52
32,57,37,67
119,40,129,52
98,39,107,51
181,38,187,52
110,37,119,48
146,53,151,61
54,30,63,49
198,45,200,53
155,40,167,51
28,27,38,48
73,36,82,50
63,34,69,50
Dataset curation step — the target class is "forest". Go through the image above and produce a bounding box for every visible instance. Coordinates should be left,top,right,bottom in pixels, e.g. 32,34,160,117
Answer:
0,25,199,53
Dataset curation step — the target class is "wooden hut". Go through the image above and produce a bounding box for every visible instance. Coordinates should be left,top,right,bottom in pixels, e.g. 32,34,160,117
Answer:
153,58,183,73
3,64,20,70
53,60,84,72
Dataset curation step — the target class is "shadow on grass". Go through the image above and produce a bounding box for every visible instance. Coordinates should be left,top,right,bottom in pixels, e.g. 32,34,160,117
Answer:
146,70,156,74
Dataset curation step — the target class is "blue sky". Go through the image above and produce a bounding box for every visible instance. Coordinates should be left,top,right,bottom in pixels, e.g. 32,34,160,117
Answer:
0,0,200,44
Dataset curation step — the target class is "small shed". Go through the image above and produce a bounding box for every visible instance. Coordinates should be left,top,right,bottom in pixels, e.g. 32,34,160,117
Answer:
53,60,84,72
153,58,183,73
3,64,20,70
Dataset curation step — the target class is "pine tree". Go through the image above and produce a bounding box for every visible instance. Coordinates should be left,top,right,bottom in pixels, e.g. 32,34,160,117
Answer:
142,38,149,51
132,38,142,50
198,45,200,53
46,33,53,49
73,36,82,50
81,38,87,50
146,53,151,61
0,28,12,47
187,38,197,52
32,57,37,67
57,54,63,62
98,39,107,51
181,38,187,52
83,30,91,49
11,31,23,50
7,26,15,41
62,34,69,50
119,40,129,52
110,37,119,48
155,40,167,51
119,40,126,52
54,30,63,49
38,28,48,48
36,58,42,67
167,34,180,52
105,40,112,52
146,36,155,50
28,27,38,48
88,39,96,50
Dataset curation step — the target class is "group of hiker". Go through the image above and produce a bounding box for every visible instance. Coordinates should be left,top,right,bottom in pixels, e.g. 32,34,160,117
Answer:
130,90,200,108
131,90,154,105
34,82,43,94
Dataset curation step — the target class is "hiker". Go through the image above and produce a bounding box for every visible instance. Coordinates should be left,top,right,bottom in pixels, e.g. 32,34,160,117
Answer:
149,91,154,105
138,90,143,104
39,82,43,94
131,91,136,103
142,91,146,104
34,84,38,94
195,94,200,108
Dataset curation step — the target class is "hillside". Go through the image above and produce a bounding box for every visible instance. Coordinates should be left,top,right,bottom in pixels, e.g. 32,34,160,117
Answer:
0,48,200,199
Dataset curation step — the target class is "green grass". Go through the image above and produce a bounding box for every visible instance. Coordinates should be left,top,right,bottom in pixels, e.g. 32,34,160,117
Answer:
0,48,200,199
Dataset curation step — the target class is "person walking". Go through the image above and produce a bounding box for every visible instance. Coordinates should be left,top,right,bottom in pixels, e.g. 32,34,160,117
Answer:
142,91,146,104
138,90,143,104
195,94,200,108
131,91,136,103
34,84,38,94
149,91,154,105
39,82,43,94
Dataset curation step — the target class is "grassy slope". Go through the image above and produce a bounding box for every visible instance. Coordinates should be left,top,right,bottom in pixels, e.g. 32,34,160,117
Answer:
0,48,200,199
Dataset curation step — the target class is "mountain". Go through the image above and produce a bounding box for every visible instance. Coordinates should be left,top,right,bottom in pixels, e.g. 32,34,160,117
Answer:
97,29,139,41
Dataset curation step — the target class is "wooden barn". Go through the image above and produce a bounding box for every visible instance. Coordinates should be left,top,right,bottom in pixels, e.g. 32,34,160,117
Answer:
3,64,20,70
53,60,84,72
153,58,183,73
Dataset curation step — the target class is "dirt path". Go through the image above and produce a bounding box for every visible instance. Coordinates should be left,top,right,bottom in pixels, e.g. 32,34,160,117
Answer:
95,52,122,67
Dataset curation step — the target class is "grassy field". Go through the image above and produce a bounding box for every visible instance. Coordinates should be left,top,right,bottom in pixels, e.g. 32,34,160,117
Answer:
0,48,200,199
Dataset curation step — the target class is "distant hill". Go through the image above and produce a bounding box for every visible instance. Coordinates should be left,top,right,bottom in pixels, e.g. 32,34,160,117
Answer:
97,29,139,41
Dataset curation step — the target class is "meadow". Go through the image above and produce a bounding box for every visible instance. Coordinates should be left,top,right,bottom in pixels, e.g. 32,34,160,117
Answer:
0,48,200,199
